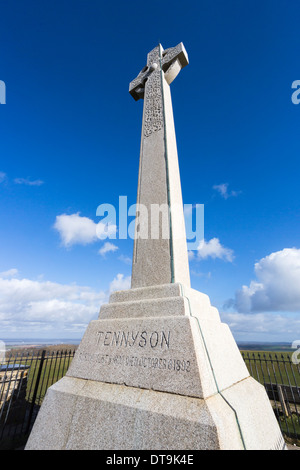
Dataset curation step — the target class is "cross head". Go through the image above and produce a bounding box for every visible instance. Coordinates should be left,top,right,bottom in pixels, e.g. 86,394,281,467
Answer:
129,43,189,101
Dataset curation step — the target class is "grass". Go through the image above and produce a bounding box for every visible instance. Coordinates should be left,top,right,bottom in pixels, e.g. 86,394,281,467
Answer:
241,350,300,387
2,349,75,405
241,349,300,446
25,352,74,404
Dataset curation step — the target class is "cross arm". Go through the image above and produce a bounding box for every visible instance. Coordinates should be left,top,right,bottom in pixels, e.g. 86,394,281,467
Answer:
161,42,189,85
129,63,158,101
129,43,189,100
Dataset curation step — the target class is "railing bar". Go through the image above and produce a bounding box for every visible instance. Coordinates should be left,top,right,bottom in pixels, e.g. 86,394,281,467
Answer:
285,357,298,437
36,351,50,405
287,355,300,425
273,354,291,437
263,353,282,432
42,351,56,401
26,351,42,404
60,350,68,380
248,353,256,380
20,352,34,434
25,350,46,435
22,350,41,435
61,350,71,381
52,351,61,385
282,354,300,435
253,352,261,383
260,352,286,436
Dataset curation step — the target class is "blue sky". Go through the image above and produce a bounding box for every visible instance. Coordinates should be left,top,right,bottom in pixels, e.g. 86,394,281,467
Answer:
0,0,300,343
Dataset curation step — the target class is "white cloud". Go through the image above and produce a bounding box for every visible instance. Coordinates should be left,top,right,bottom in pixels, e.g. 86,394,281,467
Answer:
0,172,7,183
213,183,240,199
231,248,300,313
54,213,117,247
14,177,44,186
99,242,118,257
197,238,234,262
220,311,300,342
0,273,107,337
54,213,97,247
109,273,131,294
0,271,130,337
0,268,18,278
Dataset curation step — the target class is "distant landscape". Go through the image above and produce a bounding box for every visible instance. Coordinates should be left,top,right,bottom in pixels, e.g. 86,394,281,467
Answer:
2,338,80,353
237,342,294,352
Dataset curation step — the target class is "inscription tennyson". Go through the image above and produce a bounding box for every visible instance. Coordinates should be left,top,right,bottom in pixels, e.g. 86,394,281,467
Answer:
96,330,170,349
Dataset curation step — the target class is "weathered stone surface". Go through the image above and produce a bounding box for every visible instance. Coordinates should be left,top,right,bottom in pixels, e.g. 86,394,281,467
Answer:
25,377,87,450
24,377,240,450
219,377,287,450
99,296,189,319
66,316,214,399
109,282,182,303
25,376,286,450
108,283,220,322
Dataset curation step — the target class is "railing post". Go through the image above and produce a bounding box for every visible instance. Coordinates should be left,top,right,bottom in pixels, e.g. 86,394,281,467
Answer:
25,350,46,435
278,385,289,417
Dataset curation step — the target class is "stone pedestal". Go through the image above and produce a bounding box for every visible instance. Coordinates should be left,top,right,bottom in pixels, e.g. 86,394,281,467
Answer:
26,284,286,450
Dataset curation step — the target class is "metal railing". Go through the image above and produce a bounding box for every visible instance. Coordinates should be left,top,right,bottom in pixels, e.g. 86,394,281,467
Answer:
0,348,299,449
0,349,75,449
242,351,300,444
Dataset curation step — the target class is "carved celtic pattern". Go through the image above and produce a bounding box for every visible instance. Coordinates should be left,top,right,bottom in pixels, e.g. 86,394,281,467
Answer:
143,70,163,138
161,43,188,73
130,75,143,90
161,45,181,65
129,44,188,137
147,46,160,67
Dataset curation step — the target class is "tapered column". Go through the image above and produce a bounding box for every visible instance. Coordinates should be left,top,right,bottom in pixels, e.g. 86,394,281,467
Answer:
129,44,190,289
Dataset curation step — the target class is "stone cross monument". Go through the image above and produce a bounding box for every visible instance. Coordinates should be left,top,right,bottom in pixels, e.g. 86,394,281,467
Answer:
26,43,286,450
129,43,190,289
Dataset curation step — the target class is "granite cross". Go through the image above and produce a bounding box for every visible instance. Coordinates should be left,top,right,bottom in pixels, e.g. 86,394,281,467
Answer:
129,43,191,289
129,43,189,101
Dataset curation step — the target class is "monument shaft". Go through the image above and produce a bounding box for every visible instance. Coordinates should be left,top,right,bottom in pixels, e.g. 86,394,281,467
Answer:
130,44,190,288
